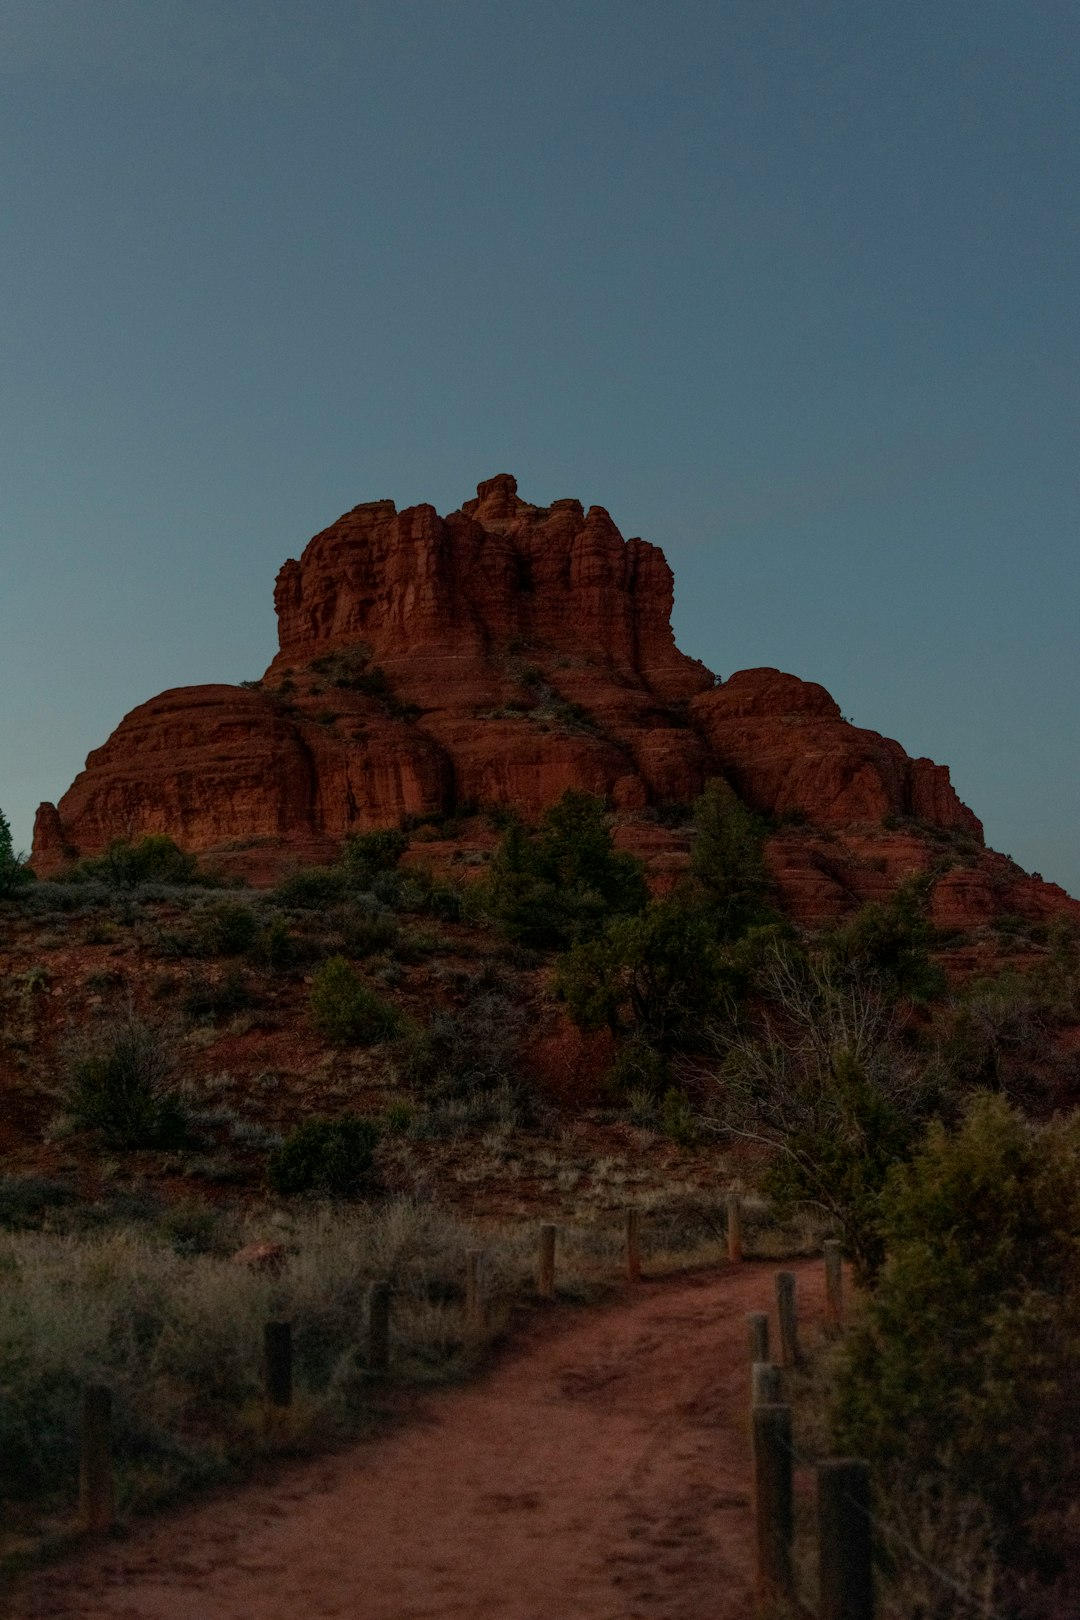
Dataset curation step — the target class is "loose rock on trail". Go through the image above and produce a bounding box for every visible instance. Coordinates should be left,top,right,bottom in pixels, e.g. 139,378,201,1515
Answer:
8,1258,825,1620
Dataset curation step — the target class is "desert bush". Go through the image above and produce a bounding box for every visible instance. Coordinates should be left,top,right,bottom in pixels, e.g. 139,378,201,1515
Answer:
0,1175,77,1229
709,945,947,1277
340,827,409,886
308,956,401,1044
1030,917,1080,1020
267,1114,382,1198
422,881,464,922
272,866,348,910
605,1038,674,1098
660,1087,700,1146
406,1081,526,1139
63,1012,190,1149
154,1199,236,1256
180,969,253,1022
832,1094,1080,1604
339,905,401,959
191,899,259,956
253,911,295,972
0,1201,496,1514
944,969,1057,1108
400,988,523,1103
15,879,113,915
62,834,202,888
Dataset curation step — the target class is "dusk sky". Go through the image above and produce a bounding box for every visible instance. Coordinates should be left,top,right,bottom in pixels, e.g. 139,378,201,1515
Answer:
2,2,1078,890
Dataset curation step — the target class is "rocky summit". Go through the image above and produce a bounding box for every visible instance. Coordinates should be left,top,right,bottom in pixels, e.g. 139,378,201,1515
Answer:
32,474,1078,930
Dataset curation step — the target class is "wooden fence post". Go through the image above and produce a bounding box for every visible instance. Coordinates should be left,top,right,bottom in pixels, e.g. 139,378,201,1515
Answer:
727,1194,743,1263
752,1362,782,1407
79,1384,114,1534
752,1403,794,1604
465,1248,483,1328
817,1459,874,1620
746,1311,769,1366
625,1208,642,1282
824,1241,844,1334
368,1282,391,1374
776,1271,799,1367
263,1320,293,1407
538,1224,557,1300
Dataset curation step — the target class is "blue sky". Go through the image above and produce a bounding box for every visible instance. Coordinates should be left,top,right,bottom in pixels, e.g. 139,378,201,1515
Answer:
2,1,1078,890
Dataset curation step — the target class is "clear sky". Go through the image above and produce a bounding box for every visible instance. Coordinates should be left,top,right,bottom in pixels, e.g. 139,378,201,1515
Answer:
2,1,1078,890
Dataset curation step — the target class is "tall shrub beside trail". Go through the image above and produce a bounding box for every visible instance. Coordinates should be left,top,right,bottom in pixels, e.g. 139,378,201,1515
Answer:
711,945,942,1277
832,1093,1080,1599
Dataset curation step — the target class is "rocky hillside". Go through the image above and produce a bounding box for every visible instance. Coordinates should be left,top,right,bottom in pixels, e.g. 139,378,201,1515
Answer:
31,474,1079,932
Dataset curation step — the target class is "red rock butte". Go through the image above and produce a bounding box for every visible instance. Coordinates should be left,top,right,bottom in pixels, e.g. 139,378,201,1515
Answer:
32,474,1080,930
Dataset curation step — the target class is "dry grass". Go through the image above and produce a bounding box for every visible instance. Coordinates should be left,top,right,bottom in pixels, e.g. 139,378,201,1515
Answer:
0,1201,496,1545
780,1320,1002,1620
0,1183,828,1558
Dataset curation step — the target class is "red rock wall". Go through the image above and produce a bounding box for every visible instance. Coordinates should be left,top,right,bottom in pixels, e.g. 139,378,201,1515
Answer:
691,668,982,836
31,473,1078,933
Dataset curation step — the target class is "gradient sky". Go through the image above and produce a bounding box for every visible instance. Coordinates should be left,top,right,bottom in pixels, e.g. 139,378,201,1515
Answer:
2,1,1078,890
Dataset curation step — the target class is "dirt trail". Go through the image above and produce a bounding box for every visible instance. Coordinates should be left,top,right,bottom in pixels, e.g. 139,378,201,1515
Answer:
7,1258,825,1620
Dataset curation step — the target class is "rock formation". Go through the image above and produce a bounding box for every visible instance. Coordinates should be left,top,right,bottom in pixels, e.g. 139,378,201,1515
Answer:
32,474,1080,929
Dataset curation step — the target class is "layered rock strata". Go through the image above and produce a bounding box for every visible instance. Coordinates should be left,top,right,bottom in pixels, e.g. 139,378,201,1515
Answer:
33,474,1079,929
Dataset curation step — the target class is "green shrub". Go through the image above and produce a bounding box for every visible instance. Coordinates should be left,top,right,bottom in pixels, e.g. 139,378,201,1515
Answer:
424,882,464,922
400,989,523,1104
605,1039,673,1098
63,835,201,888
0,1176,76,1230
180,969,253,1023
484,791,647,949
339,908,400,959
308,956,401,1044
349,665,390,698
340,828,409,886
832,1094,1080,1591
944,970,1056,1105
192,900,259,956
266,1114,381,1197
382,1099,416,1134
64,1015,190,1148
556,894,732,1049
254,912,295,972
272,866,348,909
660,1087,700,1147
155,1200,229,1255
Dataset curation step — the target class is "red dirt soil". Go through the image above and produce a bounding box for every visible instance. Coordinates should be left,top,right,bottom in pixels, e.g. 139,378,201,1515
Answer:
6,1259,825,1620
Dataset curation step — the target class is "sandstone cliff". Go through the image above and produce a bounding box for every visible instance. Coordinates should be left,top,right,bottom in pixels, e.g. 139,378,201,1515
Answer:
32,475,1078,930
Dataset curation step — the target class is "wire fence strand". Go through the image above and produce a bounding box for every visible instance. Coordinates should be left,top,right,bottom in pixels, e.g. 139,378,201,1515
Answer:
773,1422,1008,1619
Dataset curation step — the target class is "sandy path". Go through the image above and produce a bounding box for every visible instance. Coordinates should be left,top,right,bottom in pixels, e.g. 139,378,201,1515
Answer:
7,1258,824,1620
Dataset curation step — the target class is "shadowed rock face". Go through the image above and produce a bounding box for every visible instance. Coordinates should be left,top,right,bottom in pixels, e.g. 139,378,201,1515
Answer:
31,475,1079,926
